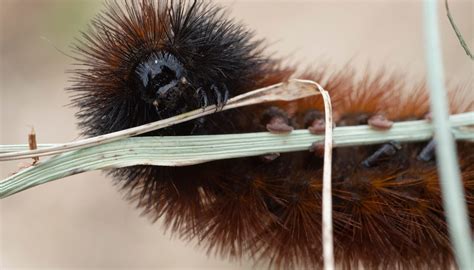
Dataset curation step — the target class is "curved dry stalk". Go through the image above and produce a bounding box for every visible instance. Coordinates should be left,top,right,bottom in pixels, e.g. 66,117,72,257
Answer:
315,82,335,270
445,0,473,60
0,79,320,161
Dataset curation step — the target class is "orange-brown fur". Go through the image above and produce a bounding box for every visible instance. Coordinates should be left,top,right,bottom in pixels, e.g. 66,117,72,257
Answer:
71,0,474,269
120,71,473,269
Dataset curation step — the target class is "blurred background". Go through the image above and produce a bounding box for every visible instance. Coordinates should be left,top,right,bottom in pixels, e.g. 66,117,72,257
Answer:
0,0,472,269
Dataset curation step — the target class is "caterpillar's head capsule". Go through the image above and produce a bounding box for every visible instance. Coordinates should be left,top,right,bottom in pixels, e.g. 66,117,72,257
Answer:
70,0,276,137
135,52,187,113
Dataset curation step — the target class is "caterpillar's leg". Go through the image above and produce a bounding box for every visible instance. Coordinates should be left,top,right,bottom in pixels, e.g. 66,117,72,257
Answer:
210,84,229,111
304,109,326,134
261,152,281,162
210,85,223,112
309,142,325,157
368,114,394,130
262,106,294,134
362,141,402,167
221,84,230,107
361,114,397,166
260,106,293,161
194,87,208,109
303,109,328,156
418,139,436,162
417,113,436,161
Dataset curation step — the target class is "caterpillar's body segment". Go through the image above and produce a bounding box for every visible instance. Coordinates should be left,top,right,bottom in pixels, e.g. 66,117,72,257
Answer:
70,0,474,269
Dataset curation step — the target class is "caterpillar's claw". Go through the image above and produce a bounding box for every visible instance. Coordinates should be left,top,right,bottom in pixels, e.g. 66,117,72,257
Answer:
195,87,208,111
210,85,222,112
211,84,228,112
222,84,229,108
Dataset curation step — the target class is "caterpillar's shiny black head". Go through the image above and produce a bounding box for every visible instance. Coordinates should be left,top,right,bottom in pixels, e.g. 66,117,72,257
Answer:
134,52,188,115
69,0,287,137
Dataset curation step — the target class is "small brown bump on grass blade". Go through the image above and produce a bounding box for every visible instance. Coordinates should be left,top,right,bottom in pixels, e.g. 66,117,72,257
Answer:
28,127,39,165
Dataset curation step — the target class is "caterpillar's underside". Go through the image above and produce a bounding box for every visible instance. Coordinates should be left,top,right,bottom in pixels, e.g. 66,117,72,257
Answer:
70,0,474,269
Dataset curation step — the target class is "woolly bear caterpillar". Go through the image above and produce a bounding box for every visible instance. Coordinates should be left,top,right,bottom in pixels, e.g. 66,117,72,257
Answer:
67,0,474,269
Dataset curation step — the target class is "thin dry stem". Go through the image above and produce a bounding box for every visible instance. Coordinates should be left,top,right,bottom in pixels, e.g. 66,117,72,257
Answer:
0,79,320,162
314,82,335,270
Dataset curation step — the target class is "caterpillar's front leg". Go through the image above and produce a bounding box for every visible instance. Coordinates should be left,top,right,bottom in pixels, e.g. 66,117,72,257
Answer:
210,84,230,111
194,87,209,109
